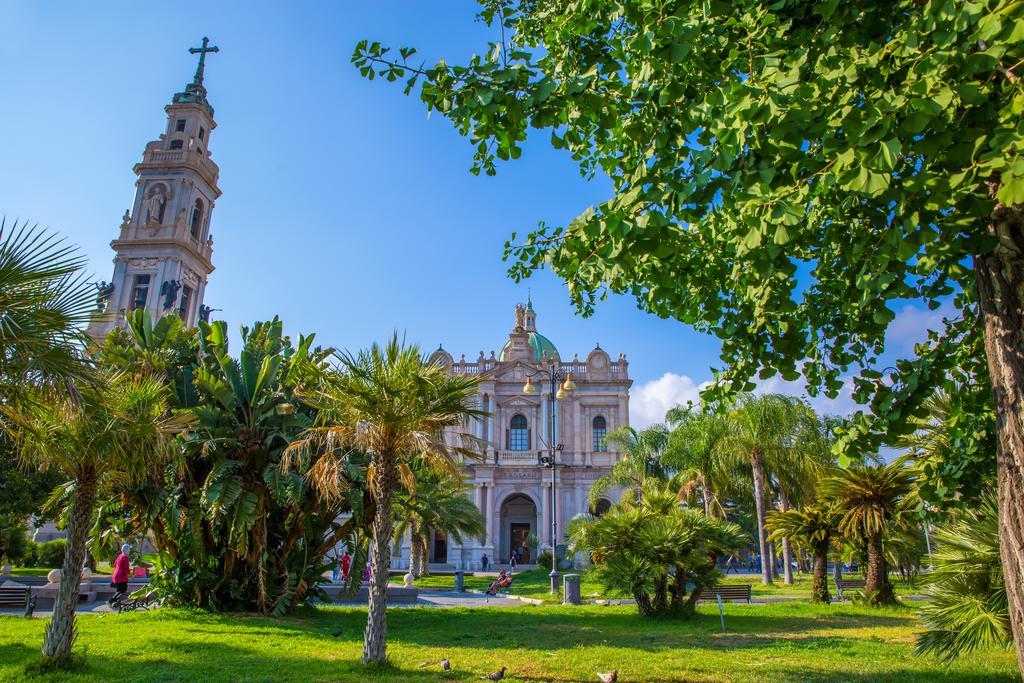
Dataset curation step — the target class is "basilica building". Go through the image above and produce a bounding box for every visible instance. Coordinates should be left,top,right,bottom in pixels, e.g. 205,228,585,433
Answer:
392,301,632,571
75,40,633,573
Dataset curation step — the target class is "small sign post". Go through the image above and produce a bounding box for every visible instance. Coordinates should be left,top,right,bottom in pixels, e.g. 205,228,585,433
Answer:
716,594,726,632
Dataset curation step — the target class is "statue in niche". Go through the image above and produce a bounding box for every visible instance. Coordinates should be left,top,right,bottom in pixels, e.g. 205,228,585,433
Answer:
160,279,181,310
145,186,166,224
514,303,526,329
94,281,114,311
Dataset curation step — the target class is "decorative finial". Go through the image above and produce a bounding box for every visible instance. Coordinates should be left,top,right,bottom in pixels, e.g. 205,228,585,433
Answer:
526,287,534,311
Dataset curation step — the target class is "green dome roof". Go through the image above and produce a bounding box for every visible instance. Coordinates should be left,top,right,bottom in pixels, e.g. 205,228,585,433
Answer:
500,331,559,362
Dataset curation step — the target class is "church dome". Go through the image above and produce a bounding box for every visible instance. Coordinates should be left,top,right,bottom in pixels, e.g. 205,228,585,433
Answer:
499,331,559,362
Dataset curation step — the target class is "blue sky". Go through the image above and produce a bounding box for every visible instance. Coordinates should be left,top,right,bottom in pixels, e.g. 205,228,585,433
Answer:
0,1,943,425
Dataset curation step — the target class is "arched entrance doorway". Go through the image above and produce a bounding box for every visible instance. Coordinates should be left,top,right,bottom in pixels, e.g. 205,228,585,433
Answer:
499,493,538,564
429,530,448,564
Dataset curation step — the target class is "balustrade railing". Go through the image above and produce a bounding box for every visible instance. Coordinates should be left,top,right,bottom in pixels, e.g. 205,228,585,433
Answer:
143,148,219,181
495,450,540,465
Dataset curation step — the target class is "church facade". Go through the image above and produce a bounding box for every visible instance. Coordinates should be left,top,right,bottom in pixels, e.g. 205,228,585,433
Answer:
391,301,632,570
88,38,221,339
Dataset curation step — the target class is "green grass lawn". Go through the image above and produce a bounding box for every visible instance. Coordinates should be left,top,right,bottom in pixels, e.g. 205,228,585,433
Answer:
412,568,606,603
413,569,922,604
718,574,923,600
0,602,1015,682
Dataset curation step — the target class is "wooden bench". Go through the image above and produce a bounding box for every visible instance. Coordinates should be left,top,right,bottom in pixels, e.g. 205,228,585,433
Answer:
834,577,866,601
0,584,36,614
695,584,752,603
0,584,30,606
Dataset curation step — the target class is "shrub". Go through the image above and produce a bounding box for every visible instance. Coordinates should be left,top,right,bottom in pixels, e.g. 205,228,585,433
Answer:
569,476,746,617
536,550,552,570
915,493,1009,662
0,518,29,564
36,539,67,567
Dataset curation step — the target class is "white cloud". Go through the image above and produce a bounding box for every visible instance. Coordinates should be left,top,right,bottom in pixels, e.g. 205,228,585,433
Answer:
630,369,863,428
885,301,956,354
631,372,710,427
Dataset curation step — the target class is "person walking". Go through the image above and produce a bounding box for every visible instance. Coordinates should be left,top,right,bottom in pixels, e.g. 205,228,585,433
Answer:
725,555,737,574
509,552,517,569
109,543,131,602
331,550,341,583
341,551,352,581
481,553,490,571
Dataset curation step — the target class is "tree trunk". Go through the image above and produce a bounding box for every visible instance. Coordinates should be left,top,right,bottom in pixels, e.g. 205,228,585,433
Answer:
41,474,97,664
864,532,895,606
416,534,429,577
811,539,830,604
778,492,794,585
750,450,773,585
975,231,1024,673
769,540,779,580
363,455,396,664
409,530,423,578
653,574,669,612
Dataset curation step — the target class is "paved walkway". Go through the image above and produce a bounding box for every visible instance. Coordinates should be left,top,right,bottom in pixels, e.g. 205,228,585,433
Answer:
331,590,522,609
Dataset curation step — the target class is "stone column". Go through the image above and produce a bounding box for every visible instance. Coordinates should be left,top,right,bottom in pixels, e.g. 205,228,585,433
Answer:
475,484,485,544
542,482,552,548
491,492,501,559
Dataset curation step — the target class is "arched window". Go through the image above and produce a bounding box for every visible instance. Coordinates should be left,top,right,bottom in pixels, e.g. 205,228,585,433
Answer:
508,414,529,451
170,139,184,150
592,415,608,451
190,199,204,238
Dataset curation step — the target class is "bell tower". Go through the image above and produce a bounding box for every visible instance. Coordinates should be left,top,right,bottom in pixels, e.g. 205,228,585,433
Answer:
89,38,221,339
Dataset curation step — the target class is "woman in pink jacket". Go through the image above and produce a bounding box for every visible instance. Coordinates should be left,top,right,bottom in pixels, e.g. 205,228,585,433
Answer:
110,543,131,598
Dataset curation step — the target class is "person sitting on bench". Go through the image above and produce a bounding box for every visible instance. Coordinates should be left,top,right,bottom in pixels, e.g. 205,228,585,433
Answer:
486,571,513,595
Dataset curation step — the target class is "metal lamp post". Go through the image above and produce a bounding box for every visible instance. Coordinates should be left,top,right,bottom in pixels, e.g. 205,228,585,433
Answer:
523,364,575,594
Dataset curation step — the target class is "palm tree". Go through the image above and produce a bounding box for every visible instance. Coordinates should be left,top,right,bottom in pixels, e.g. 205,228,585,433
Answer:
589,424,669,506
394,468,484,578
0,221,95,406
663,406,731,517
287,335,483,664
570,475,747,617
723,394,813,585
915,492,1010,662
767,410,834,584
767,504,838,603
98,316,366,614
5,373,187,664
819,461,916,606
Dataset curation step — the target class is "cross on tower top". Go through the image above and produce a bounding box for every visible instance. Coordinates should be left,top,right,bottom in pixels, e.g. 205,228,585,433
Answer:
189,37,219,87
173,36,219,114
